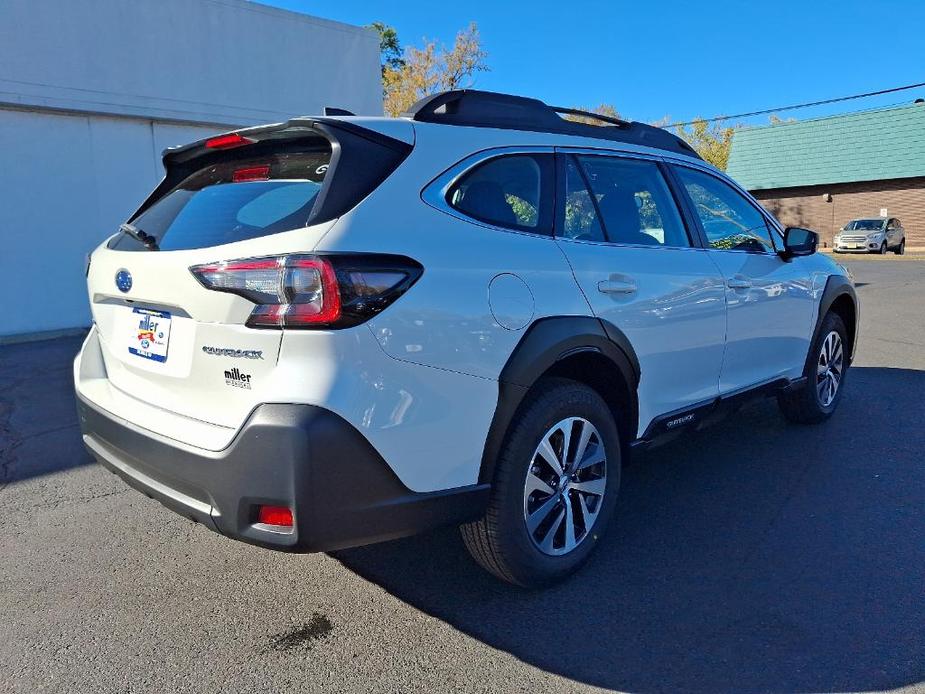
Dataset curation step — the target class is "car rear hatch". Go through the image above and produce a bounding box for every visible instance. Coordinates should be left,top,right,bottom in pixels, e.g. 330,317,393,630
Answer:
85,118,413,435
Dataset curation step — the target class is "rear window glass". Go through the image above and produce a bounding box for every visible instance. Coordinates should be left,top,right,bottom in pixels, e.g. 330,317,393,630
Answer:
110,150,331,251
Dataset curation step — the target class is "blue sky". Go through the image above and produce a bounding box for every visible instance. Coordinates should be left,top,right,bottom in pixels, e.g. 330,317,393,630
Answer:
260,0,925,126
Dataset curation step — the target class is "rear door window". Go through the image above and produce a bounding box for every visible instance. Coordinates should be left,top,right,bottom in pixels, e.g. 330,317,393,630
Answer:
447,154,554,233
571,155,690,247
110,150,331,252
561,157,605,242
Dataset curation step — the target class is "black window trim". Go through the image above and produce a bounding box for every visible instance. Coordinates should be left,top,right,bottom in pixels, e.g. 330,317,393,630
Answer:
667,160,782,255
552,148,701,251
556,152,607,243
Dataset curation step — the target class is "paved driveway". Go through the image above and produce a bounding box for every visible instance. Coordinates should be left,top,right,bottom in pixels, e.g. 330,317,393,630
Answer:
1,259,923,693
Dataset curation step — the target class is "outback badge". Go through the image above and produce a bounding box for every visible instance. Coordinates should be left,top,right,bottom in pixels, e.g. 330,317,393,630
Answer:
202,346,263,359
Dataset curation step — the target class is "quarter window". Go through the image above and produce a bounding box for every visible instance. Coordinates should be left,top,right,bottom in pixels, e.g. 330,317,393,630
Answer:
572,155,690,247
448,154,554,233
674,167,775,252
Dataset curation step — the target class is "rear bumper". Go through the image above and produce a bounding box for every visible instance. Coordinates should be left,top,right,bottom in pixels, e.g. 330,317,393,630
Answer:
77,393,489,552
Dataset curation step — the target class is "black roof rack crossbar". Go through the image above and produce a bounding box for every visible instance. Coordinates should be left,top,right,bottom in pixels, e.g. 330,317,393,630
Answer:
402,89,702,160
547,105,630,128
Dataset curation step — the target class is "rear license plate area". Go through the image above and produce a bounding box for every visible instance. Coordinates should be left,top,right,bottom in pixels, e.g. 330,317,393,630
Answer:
127,308,172,363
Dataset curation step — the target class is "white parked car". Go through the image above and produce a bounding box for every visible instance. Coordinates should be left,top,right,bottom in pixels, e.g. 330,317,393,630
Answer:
834,217,906,254
75,90,859,586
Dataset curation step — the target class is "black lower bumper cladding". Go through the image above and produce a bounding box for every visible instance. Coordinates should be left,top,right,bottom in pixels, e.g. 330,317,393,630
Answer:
77,395,489,552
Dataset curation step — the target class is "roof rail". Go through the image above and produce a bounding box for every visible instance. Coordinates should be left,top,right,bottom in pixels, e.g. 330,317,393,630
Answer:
402,89,701,160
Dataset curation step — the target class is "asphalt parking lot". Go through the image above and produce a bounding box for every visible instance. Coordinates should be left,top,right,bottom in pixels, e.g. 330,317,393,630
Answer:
1,258,923,694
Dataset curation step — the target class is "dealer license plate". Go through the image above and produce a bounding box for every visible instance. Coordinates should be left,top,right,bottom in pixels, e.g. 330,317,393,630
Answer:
127,308,171,363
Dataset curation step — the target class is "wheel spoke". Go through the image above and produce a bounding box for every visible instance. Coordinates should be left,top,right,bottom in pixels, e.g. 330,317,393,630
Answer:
562,494,577,551
536,437,564,477
576,492,597,529
526,493,561,534
571,477,606,497
560,420,573,471
539,508,565,553
525,472,555,497
576,446,605,471
570,420,594,472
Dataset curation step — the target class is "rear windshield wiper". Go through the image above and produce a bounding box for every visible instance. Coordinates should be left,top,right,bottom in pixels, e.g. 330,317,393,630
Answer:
119,223,159,250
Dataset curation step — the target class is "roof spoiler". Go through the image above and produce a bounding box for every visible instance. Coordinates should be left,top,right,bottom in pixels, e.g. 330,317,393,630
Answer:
132,118,412,226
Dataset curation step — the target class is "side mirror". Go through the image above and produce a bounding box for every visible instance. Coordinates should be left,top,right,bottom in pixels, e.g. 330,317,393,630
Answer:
781,227,818,258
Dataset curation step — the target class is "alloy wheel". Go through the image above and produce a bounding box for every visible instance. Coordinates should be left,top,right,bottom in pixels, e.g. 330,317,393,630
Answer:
816,330,844,407
523,417,607,556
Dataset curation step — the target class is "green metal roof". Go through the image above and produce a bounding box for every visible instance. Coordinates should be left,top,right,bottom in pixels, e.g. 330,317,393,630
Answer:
726,102,925,190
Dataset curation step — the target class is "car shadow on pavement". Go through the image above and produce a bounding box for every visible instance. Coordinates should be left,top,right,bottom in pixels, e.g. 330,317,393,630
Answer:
0,335,92,486
335,366,925,693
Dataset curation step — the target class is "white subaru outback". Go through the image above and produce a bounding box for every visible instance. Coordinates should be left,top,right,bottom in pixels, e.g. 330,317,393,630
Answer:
75,90,858,587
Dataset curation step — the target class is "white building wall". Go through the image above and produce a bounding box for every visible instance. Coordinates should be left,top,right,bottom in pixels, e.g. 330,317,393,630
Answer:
0,0,381,338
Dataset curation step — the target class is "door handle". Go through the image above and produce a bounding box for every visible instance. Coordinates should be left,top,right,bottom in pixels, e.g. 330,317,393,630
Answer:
726,276,752,290
598,279,637,295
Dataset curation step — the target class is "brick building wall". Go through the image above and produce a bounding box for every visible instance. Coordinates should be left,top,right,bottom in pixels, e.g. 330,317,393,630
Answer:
752,176,925,248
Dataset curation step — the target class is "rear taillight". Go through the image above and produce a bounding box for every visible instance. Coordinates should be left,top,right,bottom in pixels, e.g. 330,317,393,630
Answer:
190,254,422,329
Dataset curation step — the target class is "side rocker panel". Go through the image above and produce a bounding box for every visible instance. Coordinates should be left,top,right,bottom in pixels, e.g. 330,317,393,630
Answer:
478,316,640,484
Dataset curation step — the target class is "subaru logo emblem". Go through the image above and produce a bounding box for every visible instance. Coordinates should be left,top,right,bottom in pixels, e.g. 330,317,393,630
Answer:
115,269,132,293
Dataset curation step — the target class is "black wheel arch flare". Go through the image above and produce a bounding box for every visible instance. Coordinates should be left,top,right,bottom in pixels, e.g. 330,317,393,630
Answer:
806,275,859,373
478,316,640,485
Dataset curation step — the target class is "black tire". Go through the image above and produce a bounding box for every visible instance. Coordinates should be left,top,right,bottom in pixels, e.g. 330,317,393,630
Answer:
895,239,905,255
778,312,849,424
461,378,622,587
878,241,888,254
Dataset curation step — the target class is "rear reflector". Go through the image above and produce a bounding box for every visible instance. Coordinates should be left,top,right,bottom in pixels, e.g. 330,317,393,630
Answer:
257,505,293,527
205,133,256,149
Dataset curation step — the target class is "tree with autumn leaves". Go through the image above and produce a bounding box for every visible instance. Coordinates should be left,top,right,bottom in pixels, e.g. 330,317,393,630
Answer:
371,22,489,117
369,22,742,170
